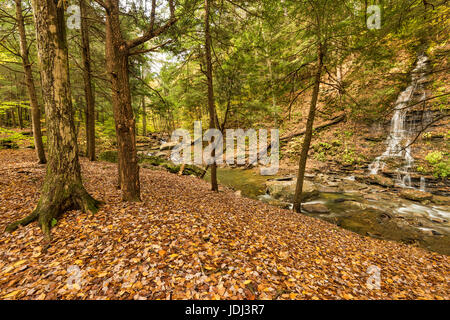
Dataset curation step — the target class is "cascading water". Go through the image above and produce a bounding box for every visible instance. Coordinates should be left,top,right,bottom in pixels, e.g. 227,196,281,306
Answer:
368,54,429,188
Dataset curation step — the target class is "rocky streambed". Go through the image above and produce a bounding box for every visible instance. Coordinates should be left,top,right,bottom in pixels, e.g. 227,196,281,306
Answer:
205,168,450,255
131,134,450,255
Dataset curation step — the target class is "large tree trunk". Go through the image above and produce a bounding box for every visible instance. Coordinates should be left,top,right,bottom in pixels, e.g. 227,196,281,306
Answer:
6,0,99,242
80,0,96,161
14,0,46,164
105,0,140,201
204,0,218,192
293,45,324,213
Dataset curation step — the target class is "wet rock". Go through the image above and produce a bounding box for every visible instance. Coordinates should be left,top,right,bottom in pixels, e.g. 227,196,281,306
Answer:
430,217,447,224
317,185,340,193
364,194,380,201
431,195,450,206
302,203,330,214
365,174,394,188
160,141,178,151
265,179,319,202
338,180,368,192
341,200,367,210
420,228,441,236
399,189,433,202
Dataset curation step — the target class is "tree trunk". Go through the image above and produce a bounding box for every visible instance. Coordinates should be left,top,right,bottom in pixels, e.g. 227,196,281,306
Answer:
11,108,17,127
17,106,24,129
80,0,96,161
204,0,218,192
105,0,140,201
142,96,147,136
14,0,46,164
293,45,324,213
6,0,99,242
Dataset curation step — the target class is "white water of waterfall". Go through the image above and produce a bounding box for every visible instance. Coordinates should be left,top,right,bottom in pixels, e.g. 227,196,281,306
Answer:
368,55,429,189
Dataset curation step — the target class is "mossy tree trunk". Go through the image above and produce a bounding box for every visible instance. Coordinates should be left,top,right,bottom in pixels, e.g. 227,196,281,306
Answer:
6,0,99,242
14,0,46,164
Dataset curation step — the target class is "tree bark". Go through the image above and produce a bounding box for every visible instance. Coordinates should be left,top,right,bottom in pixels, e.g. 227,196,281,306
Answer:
14,0,46,164
105,0,140,201
80,0,96,161
142,96,147,136
17,105,24,129
204,0,218,192
6,0,99,242
293,45,324,213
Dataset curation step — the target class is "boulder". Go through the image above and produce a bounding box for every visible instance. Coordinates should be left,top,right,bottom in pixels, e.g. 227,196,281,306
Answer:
265,179,319,203
341,200,367,210
365,174,394,188
399,189,433,202
160,141,178,151
302,203,330,214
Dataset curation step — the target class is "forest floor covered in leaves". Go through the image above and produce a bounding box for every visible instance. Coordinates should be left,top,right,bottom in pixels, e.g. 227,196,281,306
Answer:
0,150,448,300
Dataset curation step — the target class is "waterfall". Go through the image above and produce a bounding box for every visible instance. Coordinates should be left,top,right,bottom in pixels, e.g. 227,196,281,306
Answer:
420,177,426,192
368,55,429,189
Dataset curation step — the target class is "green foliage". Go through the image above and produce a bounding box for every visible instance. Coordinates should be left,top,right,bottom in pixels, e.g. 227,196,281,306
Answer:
425,151,450,179
98,150,118,163
0,127,32,149
342,148,357,165
425,151,444,165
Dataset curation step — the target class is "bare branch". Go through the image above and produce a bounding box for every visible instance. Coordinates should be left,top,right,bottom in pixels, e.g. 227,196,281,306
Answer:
127,0,177,49
129,39,173,56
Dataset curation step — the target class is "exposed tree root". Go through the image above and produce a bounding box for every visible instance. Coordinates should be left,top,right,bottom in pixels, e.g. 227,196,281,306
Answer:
5,184,101,247
5,211,39,233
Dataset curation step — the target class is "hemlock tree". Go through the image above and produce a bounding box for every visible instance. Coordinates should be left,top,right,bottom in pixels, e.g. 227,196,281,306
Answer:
95,0,177,201
80,0,96,161
6,0,99,241
288,0,355,213
14,0,46,164
204,0,218,191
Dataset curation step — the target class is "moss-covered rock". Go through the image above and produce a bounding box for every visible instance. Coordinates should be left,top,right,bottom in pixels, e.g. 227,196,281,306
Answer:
140,155,204,177
98,150,118,163
140,156,165,166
